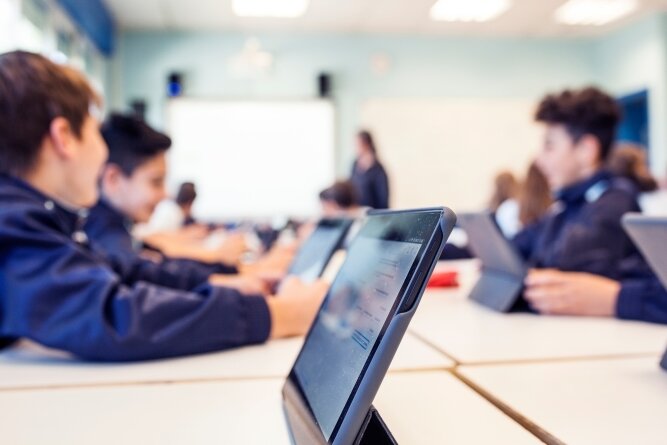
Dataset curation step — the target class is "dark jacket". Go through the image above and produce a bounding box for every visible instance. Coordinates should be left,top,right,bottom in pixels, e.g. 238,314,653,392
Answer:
513,170,641,279
0,175,270,361
84,199,236,292
350,160,390,209
616,255,667,324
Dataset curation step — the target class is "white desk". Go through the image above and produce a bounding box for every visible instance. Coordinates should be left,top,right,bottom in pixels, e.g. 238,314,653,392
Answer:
0,371,541,445
411,284,667,365
0,331,453,390
459,357,667,445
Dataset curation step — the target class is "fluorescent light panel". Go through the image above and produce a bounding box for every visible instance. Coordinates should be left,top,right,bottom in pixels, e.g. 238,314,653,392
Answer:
430,0,512,23
232,0,309,18
555,0,638,26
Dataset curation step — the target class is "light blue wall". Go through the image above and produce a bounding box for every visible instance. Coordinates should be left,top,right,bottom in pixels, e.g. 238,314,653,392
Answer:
113,31,598,174
593,14,667,174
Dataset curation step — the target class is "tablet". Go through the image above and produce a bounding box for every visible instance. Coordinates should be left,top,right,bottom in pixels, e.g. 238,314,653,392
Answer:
622,214,667,290
287,218,354,283
458,212,527,312
622,214,667,372
282,207,456,444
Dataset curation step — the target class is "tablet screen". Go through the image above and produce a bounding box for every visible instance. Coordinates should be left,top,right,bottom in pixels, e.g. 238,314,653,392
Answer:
288,220,351,282
291,211,439,441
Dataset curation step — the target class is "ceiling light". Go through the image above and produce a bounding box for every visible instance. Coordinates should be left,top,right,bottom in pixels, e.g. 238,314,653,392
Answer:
232,0,309,18
429,0,512,23
555,0,638,26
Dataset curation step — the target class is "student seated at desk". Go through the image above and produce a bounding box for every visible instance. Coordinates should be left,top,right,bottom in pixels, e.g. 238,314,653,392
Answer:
319,180,365,218
147,182,200,232
0,51,326,361
513,86,640,279
85,113,262,295
607,143,666,216
496,163,552,239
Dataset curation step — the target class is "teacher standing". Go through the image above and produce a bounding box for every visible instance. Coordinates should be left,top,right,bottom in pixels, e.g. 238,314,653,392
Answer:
349,130,390,209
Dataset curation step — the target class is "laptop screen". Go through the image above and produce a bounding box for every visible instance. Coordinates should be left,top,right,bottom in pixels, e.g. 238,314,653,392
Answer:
290,210,441,441
287,219,352,283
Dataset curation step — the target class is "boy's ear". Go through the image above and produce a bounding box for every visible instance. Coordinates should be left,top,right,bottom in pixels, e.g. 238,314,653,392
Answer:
48,117,77,160
100,163,126,189
576,134,602,167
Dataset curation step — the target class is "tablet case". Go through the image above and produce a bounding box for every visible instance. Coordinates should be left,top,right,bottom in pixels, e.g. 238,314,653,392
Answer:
468,268,524,312
353,406,397,445
458,212,527,312
283,207,456,445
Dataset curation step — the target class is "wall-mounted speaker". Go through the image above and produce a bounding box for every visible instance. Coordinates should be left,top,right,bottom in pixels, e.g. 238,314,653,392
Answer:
168,72,184,97
318,72,332,98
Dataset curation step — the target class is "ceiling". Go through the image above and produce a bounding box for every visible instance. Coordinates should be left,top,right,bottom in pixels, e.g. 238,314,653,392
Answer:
104,0,667,37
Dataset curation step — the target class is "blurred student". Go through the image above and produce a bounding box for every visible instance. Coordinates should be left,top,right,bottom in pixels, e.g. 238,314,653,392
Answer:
607,143,658,192
0,51,326,361
85,113,259,294
319,180,365,218
607,143,667,215
349,130,390,209
489,170,519,237
513,86,641,280
489,171,519,212
522,143,667,323
147,182,200,233
496,162,552,239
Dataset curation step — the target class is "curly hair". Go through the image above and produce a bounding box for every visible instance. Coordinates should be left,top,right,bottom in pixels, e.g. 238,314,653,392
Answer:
535,86,621,161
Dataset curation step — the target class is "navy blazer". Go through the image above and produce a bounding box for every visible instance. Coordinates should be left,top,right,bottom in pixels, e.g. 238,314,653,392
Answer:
0,175,270,361
84,199,237,292
513,170,641,279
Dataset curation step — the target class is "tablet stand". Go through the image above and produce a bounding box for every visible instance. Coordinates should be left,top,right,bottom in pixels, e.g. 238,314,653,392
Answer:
469,269,524,313
353,406,398,445
660,348,667,372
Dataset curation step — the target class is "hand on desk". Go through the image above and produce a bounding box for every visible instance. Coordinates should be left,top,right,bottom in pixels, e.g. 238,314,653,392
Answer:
214,232,248,266
524,269,620,317
239,247,296,281
267,277,329,339
209,274,269,296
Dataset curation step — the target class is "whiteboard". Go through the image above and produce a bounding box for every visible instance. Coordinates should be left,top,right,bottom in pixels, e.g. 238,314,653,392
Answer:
166,99,335,220
360,98,542,214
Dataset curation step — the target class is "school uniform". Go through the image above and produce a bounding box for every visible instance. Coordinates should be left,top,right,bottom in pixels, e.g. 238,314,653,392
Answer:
0,175,270,361
350,160,390,209
615,255,667,324
513,170,641,279
617,277,667,324
84,199,236,292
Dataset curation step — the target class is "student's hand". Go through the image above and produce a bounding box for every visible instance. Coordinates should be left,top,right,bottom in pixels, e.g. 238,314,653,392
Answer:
238,248,295,280
209,274,268,296
216,233,248,265
266,277,329,338
180,224,210,240
524,269,621,317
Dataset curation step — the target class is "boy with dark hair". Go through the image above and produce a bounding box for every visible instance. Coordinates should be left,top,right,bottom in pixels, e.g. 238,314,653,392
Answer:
514,86,639,277
515,86,645,317
176,182,198,225
0,51,325,360
84,113,257,294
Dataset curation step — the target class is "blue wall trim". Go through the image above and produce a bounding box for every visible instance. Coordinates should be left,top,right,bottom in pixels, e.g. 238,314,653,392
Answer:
55,0,115,56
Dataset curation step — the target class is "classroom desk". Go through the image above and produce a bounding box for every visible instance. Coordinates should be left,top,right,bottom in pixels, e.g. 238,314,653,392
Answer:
0,331,453,391
411,265,667,364
0,371,542,445
458,357,667,445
